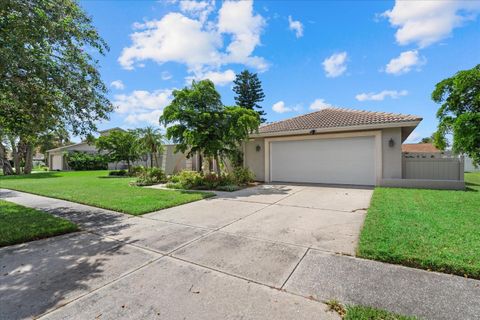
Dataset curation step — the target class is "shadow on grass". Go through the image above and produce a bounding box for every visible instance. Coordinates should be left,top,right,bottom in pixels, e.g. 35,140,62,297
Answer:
0,191,146,319
0,172,62,180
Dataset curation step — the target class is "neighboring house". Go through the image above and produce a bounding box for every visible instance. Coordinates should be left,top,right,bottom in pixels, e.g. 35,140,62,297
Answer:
244,108,464,189
46,128,197,174
401,143,441,154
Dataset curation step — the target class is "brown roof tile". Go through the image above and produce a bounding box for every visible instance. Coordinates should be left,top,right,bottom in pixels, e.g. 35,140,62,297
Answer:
402,143,440,153
258,107,422,135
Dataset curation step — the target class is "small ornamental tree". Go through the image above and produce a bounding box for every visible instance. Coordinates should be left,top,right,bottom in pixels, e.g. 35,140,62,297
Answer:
233,70,266,123
160,80,260,173
96,130,141,172
136,127,164,168
432,64,480,165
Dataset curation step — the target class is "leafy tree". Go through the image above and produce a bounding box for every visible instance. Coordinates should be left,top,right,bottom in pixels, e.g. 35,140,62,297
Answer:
136,127,164,168
0,0,113,174
36,128,72,166
96,130,141,172
160,80,260,173
432,65,480,165
233,70,266,123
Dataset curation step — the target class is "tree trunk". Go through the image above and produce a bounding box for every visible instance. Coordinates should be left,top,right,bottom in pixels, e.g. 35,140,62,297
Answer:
0,143,14,175
10,138,21,175
126,159,131,173
150,152,154,168
23,143,34,174
214,155,221,175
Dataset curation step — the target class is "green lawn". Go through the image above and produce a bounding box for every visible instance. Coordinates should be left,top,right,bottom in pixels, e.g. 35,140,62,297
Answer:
344,305,417,320
358,172,480,278
0,171,213,215
0,200,78,247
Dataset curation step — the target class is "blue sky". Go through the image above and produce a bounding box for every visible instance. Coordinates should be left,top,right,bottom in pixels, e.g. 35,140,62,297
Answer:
79,0,480,143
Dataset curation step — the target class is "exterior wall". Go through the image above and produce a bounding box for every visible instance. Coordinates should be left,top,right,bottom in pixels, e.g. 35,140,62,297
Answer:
244,138,265,181
381,127,402,179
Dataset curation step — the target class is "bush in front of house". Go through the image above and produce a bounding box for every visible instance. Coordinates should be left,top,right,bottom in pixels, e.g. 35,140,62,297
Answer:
133,167,167,186
109,170,127,176
65,151,108,170
165,168,255,191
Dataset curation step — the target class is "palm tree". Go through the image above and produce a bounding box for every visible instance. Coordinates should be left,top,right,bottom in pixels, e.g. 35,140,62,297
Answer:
137,127,164,168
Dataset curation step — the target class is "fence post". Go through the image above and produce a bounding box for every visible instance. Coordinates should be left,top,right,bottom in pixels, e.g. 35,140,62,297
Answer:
459,155,464,181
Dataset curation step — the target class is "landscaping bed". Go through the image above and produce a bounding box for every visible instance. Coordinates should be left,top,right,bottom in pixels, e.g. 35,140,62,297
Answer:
0,200,78,247
0,171,213,215
358,172,480,279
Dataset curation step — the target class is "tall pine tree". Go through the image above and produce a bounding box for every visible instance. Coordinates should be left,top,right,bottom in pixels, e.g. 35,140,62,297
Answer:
233,70,266,123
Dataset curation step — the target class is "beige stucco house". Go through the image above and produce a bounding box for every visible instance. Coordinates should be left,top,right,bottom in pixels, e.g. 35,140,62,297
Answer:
243,108,464,189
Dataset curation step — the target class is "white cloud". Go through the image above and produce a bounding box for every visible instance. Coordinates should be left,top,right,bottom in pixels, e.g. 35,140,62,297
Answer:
179,0,215,24
288,16,304,38
110,80,125,90
383,1,480,48
161,71,173,80
113,89,173,125
271,101,303,114
309,98,333,111
119,0,267,76
385,50,425,75
355,90,408,101
185,69,236,86
125,110,164,125
118,13,222,71
322,52,347,78
218,0,267,70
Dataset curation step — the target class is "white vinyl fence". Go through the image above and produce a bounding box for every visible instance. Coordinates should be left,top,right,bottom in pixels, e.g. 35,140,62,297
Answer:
402,154,464,181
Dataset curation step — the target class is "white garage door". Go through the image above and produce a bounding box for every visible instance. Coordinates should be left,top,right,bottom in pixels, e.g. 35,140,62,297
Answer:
270,136,376,185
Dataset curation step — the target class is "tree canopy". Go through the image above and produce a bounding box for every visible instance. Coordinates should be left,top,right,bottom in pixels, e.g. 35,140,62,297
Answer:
136,127,164,168
160,80,260,171
233,70,266,123
0,0,112,174
96,130,141,172
432,64,480,165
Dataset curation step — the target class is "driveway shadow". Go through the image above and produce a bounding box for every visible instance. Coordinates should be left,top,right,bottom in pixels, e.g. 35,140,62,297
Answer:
0,232,145,319
0,192,159,319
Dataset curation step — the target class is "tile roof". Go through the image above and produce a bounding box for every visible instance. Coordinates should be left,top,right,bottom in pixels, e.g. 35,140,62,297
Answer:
402,143,441,153
258,107,422,135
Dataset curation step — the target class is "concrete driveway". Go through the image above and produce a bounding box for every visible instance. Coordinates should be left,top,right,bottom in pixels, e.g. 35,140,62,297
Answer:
3,186,479,320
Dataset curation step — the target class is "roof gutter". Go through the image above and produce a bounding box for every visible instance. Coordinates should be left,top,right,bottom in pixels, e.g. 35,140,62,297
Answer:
250,120,421,138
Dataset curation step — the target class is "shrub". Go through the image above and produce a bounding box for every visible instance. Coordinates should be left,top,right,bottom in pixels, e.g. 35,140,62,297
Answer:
128,165,145,177
109,170,127,176
175,170,204,189
65,151,108,170
232,167,255,185
134,167,167,186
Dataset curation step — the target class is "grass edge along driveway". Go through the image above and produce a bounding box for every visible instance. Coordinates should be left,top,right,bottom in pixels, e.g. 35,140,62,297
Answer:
0,200,78,247
358,172,480,279
0,171,214,215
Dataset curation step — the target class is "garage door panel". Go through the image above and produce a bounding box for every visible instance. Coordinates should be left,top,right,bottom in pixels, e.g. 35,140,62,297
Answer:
270,137,375,185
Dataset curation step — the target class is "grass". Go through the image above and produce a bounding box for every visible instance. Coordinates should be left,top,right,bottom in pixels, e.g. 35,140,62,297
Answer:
358,172,480,278
326,300,418,319
0,200,78,247
344,305,417,320
0,170,214,215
